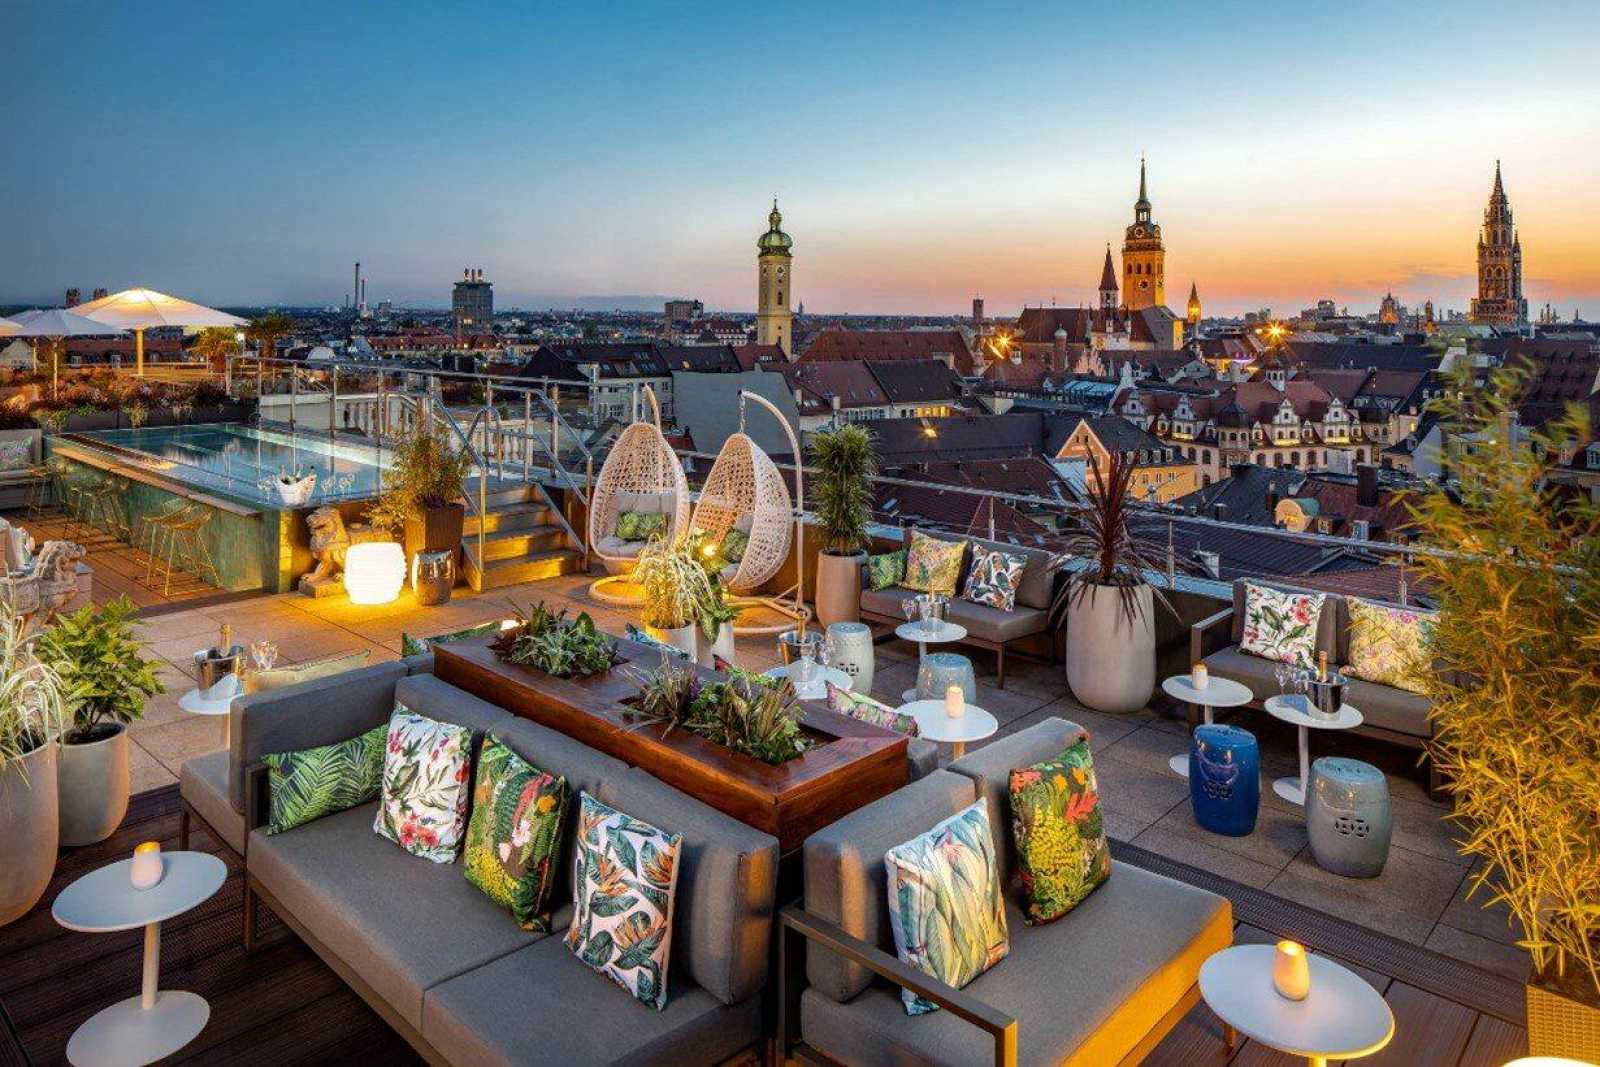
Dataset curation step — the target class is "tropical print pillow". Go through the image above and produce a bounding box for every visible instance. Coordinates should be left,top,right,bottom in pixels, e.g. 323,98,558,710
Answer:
0,440,32,471
625,623,692,660
565,793,682,1010
462,737,569,930
962,549,1028,612
1009,739,1111,924
400,619,504,657
616,511,667,542
884,799,1009,1015
263,723,387,834
721,527,749,563
373,706,473,863
1239,583,1326,668
825,680,919,736
902,532,965,597
867,548,907,591
1345,598,1433,695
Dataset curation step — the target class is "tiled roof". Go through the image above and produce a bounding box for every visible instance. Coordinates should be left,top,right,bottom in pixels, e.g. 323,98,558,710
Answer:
657,344,741,373
866,413,1046,464
914,456,1082,505
1303,368,1369,404
1496,339,1600,427
981,353,1057,390
865,359,964,404
875,482,1052,541
1068,415,1169,458
730,343,786,371
1283,340,1437,373
1175,464,1307,525
800,328,975,375
779,360,888,413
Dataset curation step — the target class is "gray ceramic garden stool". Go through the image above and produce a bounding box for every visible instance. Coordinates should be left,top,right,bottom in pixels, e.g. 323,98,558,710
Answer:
917,651,975,702
1306,756,1392,878
825,621,875,694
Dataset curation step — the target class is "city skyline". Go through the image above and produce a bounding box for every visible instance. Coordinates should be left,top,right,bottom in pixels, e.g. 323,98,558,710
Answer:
5,2,1598,317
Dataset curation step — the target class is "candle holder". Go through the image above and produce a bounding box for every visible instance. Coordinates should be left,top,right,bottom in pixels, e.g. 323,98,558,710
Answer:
1191,662,1209,690
130,841,164,891
944,684,966,719
1272,940,1311,1001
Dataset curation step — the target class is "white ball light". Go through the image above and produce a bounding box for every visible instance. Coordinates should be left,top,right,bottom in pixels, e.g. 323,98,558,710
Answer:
344,542,405,605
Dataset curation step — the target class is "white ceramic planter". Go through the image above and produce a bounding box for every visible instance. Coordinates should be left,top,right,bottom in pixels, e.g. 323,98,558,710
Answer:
1065,582,1156,713
697,622,736,668
58,724,130,847
647,622,699,659
0,742,59,926
815,551,865,628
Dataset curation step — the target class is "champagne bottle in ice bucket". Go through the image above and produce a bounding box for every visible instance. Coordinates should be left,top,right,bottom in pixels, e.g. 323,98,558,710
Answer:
1305,649,1345,721
194,622,245,699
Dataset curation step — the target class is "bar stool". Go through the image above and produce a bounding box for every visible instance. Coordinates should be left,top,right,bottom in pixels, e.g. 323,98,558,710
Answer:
138,500,193,578
82,477,130,541
25,456,69,522
161,508,221,594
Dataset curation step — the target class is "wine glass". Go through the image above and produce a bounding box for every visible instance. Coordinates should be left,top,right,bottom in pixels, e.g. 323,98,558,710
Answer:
1272,660,1294,697
250,639,279,672
797,639,818,692
900,597,918,629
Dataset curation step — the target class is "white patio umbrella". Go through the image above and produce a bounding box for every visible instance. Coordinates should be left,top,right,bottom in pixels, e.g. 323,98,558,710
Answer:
5,307,127,397
0,316,20,337
68,287,246,376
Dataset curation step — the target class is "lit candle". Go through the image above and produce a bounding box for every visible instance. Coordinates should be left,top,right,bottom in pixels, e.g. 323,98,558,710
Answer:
944,685,965,719
1273,940,1310,1001
1192,662,1209,690
130,841,163,891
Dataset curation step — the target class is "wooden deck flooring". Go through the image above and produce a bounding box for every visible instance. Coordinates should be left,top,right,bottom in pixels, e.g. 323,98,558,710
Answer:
11,509,223,611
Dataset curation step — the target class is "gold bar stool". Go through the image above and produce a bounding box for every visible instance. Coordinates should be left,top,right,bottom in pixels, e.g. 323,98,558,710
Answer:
138,500,193,580
25,456,68,522
162,508,221,595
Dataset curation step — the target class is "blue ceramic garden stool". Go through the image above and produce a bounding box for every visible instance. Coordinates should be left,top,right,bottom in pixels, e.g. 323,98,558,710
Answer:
1306,757,1391,878
916,652,975,702
1189,724,1260,837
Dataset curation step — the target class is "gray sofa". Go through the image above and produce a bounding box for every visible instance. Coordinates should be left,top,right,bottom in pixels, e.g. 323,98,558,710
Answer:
0,429,44,510
182,658,778,1066
859,532,1057,688
783,717,1234,1066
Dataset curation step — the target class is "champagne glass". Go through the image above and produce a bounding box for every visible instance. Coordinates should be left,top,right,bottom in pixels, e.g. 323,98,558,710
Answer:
900,598,918,629
250,639,279,672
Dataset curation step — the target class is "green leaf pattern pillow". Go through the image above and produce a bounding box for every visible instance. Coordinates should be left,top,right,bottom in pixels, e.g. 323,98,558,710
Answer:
902,531,965,597
565,793,682,1010
1009,739,1111,924
1239,583,1326,668
867,549,907,591
462,737,569,931
616,511,667,542
373,706,473,863
263,723,387,834
884,799,1009,1015
825,680,919,736
400,619,504,657
721,527,749,563
962,549,1028,611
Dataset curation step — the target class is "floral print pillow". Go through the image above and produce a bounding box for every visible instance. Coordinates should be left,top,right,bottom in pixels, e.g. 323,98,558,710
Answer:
825,680,919,736
867,549,907,591
0,440,32,472
1239,583,1326,668
1345,598,1433,695
902,531,965,597
373,706,473,863
462,737,569,931
566,793,682,1010
1009,739,1111,924
962,549,1028,612
884,799,1009,1015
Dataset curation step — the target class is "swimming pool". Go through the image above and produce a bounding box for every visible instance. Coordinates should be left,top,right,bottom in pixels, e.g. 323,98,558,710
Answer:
62,423,389,506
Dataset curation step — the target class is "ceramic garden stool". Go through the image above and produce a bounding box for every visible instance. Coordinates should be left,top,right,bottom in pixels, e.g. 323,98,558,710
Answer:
412,548,455,607
1306,757,1391,878
1189,724,1260,837
917,651,975,702
825,622,875,694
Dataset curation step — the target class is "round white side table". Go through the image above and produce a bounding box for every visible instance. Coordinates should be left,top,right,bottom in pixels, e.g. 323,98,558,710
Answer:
899,699,997,759
53,851,228,1067
1162,675,1254,778
761,663,852,701
178,672,240,744
1199,943,1393,1066
894,620,967,703
1263,695,1363,806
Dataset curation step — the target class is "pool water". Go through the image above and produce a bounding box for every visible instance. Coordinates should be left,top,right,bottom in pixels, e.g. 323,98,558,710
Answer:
70,423,388,506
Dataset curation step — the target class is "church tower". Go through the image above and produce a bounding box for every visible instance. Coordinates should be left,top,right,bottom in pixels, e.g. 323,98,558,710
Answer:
1469,161,1527,327
756,199,794,357
1186,282,1202,327
1121,156,1165,311
1098,245,1118,311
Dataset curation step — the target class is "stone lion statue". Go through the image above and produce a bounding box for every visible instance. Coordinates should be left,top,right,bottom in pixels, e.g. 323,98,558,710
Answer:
1,540,87,620
299,506,384,597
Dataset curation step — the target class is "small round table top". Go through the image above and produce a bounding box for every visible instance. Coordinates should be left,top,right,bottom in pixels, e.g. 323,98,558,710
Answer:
762,663,852,700
1264,694,1363,731
894,620,968,645
899,700,998,745
53,852,228,933
1162,674,1253,708
1199,944,1394,1061
178,685,235,718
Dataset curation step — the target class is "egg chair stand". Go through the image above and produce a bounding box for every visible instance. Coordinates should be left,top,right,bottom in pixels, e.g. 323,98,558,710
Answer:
587,385,689,606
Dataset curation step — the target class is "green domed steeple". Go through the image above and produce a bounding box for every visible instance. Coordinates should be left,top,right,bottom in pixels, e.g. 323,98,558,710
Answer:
757,198,793,256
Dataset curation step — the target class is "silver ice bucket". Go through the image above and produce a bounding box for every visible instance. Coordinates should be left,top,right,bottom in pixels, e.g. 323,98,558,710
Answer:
194,644,244,697
1305,672,1347,721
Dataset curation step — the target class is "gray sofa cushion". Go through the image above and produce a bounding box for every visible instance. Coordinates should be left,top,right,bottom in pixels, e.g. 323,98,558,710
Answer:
393,674,514,736
907,738,940,781
1344,676,1430,738
860,585,917,620
803,769,977,1002
231,659,408,813
597,768,779,1008
613,489,675,515
402,651,436,675
179,751,246,855
946,717,1086,883
1229,578,1340,658
248,802,549,1031
800,862,1232,1067
943,598,1050,644
422,936,762,1067
1199,646,1280,703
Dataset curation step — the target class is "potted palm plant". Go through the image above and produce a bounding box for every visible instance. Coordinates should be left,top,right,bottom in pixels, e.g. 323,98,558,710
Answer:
634,537,715,658
1048,450,1178,713
40,595,165,846
1410,368,1600,1058
0,597,71,926
810,424,876,626
368,421,473,588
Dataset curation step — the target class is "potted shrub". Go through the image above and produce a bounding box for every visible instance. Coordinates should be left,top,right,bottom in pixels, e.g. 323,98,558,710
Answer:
810,424,876,626
1410,368,1600,1058
368,421,472,585
0,597,71,926
40,595,164,846
1048,451,1180,713
688,532,738,667
633,537,714,658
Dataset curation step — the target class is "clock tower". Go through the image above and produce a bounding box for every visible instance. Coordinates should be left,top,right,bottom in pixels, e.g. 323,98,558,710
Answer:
1121,157,1165,312
756,199,794,357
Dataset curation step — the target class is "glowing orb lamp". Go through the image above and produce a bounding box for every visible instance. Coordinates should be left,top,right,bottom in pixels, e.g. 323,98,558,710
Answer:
344,541,405,605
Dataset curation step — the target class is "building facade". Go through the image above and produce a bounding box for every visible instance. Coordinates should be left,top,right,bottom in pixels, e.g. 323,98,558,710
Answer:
452,268,494,333
1122,157,1165,311
1469,161,1527,327
756,200,794,357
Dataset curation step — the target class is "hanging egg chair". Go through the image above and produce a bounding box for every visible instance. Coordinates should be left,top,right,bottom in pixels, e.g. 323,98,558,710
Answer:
690,432,791,594
587,386,689,589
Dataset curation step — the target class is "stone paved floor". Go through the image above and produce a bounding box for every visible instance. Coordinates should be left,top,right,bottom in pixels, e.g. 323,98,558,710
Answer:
128,572,1528,986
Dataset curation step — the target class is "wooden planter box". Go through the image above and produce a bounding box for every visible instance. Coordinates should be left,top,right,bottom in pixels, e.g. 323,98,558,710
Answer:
433,636,908,856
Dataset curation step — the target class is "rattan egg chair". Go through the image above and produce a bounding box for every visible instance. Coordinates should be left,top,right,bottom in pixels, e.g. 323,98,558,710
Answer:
691,432,791,595
588,386,689,603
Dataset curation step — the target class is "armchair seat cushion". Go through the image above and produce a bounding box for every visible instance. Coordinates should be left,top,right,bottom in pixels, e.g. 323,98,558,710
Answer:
1343,676,1431,738
248,802,551,1031
179,751,246,854
596,535,646,560
1199,646,1282,702
422,936,761,1067
801,862,1231,1067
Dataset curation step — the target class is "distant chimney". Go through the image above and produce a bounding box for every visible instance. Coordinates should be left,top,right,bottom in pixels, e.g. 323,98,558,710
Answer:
1356,463,1379,507
1266,487,1281,513
1211,502,1227,522
65,288,80,308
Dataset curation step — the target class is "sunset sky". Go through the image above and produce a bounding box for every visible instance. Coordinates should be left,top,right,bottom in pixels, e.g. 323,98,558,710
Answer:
4,1,1597,318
